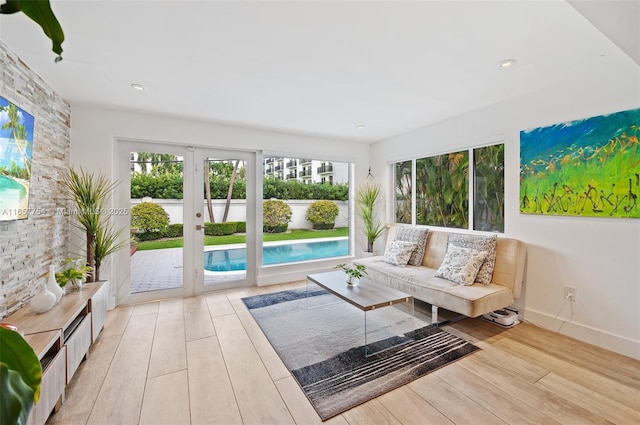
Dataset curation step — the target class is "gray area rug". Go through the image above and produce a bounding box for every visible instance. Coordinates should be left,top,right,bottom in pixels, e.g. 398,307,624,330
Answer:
242,287,479,420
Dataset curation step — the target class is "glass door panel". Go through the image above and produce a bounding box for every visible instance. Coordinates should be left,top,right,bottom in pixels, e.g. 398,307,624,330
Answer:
194,150,256,293
129,150,186,295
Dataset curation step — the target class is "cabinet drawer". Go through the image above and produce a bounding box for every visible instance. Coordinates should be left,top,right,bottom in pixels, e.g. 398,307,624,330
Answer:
28,346,66,425
65,312,92,384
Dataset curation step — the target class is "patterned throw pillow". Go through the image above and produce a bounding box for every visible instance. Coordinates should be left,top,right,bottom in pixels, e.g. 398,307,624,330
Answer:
448,234,498,285
434,244,488,286
382,240,418,267
394,227,428,266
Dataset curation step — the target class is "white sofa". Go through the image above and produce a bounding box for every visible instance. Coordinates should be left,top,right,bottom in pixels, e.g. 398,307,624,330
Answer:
354,226,527,323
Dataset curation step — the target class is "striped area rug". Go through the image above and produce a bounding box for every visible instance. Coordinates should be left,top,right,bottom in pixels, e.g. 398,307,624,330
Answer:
242,288,479,420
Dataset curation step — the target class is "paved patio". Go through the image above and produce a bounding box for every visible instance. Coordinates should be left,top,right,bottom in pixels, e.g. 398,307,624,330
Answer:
130,247,245,293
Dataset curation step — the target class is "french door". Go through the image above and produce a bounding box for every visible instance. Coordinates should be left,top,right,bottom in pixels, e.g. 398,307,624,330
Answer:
116,141,256,305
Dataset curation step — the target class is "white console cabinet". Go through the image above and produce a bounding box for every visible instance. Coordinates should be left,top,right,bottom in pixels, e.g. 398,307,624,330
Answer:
6,281,109,425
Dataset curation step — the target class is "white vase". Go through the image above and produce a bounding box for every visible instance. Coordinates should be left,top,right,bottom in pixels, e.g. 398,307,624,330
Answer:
46,264,64,304
31,281,56,313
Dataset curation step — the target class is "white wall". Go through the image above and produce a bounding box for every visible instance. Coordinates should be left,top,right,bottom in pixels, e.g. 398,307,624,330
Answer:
70,105,369,301
371,60,640,359
130,199,349,229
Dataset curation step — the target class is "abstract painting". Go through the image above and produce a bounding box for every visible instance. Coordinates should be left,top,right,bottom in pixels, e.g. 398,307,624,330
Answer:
520,108,639,218
0,96,35,221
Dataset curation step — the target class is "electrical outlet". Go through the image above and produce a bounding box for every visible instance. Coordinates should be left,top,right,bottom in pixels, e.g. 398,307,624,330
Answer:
564,286,577,301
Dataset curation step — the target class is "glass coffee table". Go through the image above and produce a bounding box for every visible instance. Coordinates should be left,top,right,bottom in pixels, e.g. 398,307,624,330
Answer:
307,270,415,356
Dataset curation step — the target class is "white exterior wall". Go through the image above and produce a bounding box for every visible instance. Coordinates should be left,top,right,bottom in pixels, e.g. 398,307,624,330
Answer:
131,199,349,229
371,58,640,359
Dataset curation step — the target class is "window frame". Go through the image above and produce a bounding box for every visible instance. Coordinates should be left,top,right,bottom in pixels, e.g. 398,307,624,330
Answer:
391,142,505,233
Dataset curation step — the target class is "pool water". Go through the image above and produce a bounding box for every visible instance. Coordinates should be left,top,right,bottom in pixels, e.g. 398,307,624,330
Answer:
204,238,349,271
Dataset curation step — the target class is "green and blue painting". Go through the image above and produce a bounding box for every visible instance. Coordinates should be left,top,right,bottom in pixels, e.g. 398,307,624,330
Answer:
520,108,639,218
1,96,35,221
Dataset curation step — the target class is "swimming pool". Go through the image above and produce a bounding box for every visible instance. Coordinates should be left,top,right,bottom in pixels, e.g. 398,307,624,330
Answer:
204,238,349,272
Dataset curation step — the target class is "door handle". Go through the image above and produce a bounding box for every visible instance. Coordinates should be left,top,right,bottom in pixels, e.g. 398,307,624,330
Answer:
195,225,204,231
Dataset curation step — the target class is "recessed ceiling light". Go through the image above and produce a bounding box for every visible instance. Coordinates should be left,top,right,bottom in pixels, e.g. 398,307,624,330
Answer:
498,59,516,69
130,83,146,90
356,125,365,130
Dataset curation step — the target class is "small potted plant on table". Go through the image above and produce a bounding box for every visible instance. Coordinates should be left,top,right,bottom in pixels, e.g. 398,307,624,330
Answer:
55,258,92,291
335,263,367,286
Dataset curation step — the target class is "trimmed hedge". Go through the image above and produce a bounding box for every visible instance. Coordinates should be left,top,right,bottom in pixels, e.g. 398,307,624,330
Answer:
164,223,183,238
131,172,348,201
264,224,288,234
227,221,246,233
204,222,237,236
312,222,335,230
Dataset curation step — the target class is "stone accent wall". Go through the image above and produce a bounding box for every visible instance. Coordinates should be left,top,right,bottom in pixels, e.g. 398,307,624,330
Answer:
0,40,71,318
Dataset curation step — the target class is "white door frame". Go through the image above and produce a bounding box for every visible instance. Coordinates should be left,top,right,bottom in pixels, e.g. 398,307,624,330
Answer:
114,140,257,305
192,148,257,294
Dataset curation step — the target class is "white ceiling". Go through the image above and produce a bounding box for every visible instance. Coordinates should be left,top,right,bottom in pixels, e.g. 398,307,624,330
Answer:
0,1,638,143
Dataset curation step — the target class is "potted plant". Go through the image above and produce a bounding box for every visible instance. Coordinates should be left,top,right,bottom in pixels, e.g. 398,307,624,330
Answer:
61,167,123,282
94,221,128,281
305,200,340,230
55,258,92,291
334,263,367,286
356,183,386,255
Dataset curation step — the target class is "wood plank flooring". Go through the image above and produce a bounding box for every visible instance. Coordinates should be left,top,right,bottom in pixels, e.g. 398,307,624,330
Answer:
47,281,640,425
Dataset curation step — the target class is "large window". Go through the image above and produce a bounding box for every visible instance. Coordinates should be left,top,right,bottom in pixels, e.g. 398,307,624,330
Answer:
473,144,504,232
393,143,504,232
416,151,469,228
394,160,412,224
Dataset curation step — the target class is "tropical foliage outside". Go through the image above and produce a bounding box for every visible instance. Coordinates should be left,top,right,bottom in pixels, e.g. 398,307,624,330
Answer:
474,144,505,231
130,172,348,201
416,150,469,228
394,144,505,231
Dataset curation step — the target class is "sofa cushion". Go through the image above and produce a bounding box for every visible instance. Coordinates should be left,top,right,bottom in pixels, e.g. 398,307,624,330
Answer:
434,244,487,286
354,256,514,318
382,240,417,267
393,226,428,266
448,234,497,285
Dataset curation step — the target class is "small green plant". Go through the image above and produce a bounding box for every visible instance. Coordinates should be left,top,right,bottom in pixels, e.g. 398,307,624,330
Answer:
305,200,339,229
263,199,292,233
131,202,170,234
335,263,367,284
55,258,92,289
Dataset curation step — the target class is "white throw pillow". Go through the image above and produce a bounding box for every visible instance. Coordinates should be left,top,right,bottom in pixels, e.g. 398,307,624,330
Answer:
448,234,498,285
434,244,488,286
393,227,428,266
382,240,418,267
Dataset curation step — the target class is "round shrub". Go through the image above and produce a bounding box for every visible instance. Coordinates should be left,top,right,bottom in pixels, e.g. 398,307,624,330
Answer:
305,200,339,229
131,202,170,234
263,199,292,233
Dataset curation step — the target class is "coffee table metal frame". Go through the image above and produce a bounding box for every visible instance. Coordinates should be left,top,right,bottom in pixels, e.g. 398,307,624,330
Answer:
306,270,415,356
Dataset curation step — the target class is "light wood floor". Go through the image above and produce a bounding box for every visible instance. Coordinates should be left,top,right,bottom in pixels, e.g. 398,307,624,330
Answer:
47,281,640,425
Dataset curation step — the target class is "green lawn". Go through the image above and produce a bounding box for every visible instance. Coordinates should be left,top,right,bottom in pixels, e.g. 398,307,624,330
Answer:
136,227,349,251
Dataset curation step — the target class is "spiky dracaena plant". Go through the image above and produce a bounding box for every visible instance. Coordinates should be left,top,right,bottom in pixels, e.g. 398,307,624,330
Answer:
356,183,386,253
61,168,119,282
94,219,127,282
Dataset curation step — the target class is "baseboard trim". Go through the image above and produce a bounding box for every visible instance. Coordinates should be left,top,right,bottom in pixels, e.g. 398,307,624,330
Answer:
524,308,640,360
